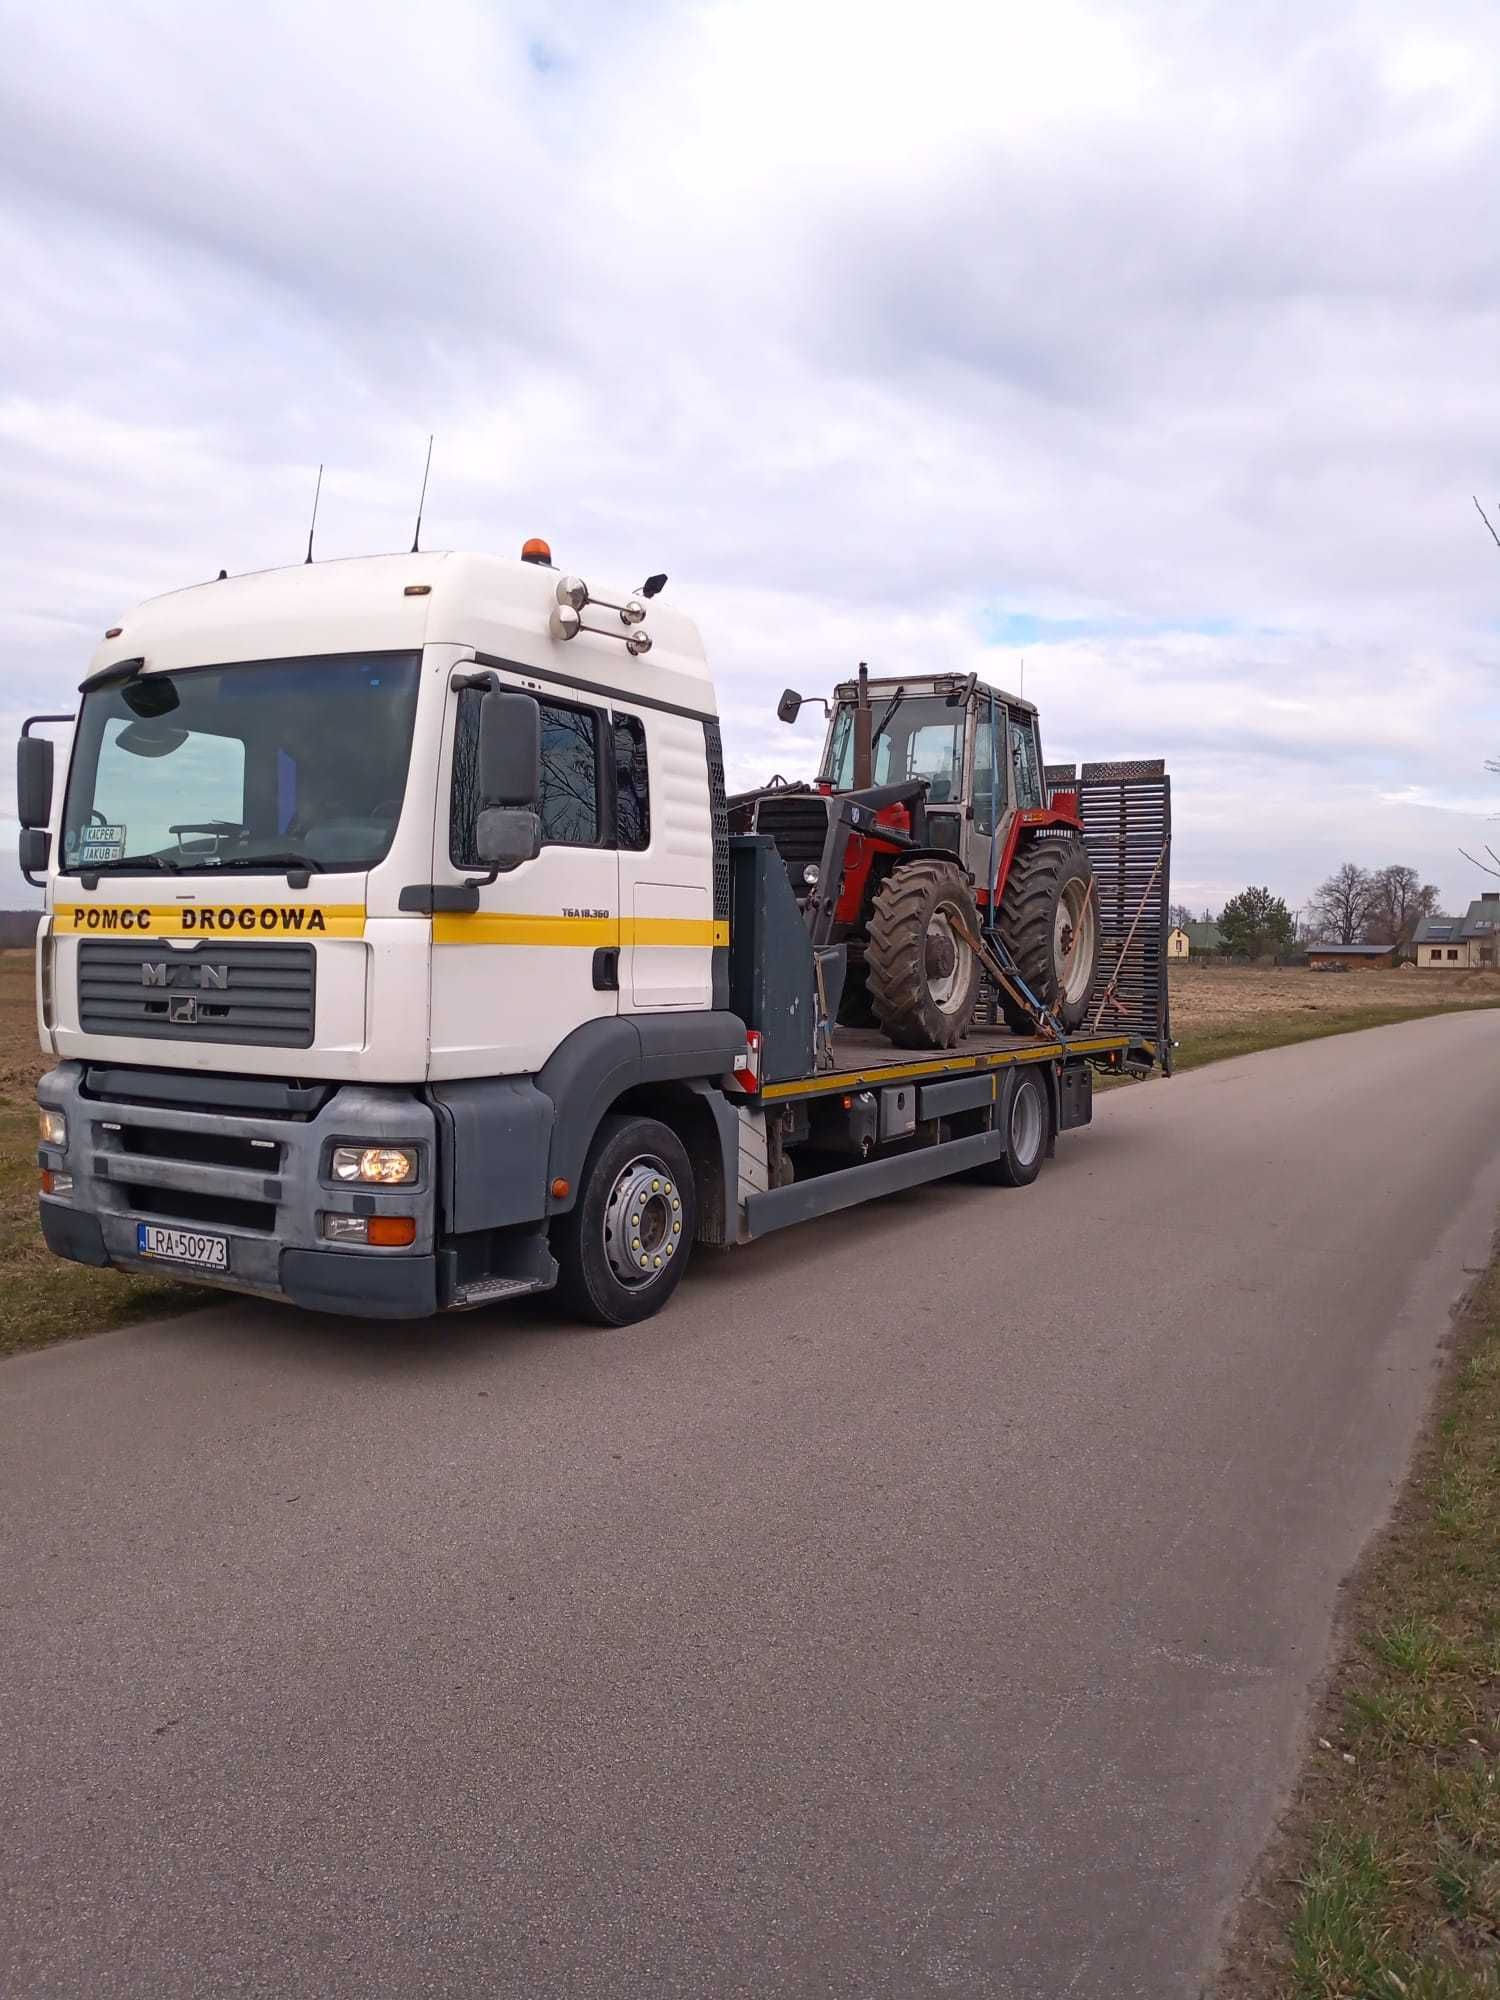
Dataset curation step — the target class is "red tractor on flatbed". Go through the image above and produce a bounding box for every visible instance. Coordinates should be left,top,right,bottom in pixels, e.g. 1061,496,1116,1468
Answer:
729,666,1098,1050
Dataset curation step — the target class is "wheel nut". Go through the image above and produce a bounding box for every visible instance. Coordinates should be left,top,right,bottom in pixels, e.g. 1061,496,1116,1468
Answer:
651,1179,660,1192
652,1256,662,1268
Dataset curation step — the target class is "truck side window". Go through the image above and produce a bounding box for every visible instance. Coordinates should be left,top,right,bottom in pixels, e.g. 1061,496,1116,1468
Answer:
538,701,600,845
450,685,603,863
612,715,650,851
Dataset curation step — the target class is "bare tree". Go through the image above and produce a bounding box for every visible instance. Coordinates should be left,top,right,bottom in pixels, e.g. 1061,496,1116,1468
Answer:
1363,864,1439,949
1309,862,1376,945
1168,902,1195,929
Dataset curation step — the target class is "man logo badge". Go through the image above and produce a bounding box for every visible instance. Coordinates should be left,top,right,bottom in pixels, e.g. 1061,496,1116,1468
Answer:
140,962,229,990
167,994,199,1024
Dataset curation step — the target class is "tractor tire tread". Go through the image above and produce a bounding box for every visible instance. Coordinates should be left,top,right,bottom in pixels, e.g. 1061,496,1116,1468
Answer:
866,860,980,1049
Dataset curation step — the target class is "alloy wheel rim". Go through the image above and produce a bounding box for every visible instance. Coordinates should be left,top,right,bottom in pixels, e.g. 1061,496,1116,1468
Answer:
602,1154,682,1287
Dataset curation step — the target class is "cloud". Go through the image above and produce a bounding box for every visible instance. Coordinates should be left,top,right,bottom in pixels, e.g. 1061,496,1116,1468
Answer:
2,0,1500,913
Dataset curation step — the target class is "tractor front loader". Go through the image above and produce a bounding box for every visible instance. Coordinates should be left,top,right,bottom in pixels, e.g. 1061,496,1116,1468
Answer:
730,665,1100,1052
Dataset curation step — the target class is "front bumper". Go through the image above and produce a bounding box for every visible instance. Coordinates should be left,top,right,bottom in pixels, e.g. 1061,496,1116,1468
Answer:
37,1062,440,1319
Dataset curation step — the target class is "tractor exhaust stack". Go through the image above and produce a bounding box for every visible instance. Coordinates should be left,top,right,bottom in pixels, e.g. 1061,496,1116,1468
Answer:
852,662,873,790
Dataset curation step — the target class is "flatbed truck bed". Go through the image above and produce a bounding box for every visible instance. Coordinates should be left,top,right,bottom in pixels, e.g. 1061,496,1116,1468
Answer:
762,1023,1143,1101
731,1021,1148,1243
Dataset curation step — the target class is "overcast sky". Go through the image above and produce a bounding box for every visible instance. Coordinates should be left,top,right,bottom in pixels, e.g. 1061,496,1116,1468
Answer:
4,0,1500,915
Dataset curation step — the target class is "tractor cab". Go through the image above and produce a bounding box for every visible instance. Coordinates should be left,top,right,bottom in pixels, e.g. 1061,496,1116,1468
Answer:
816,670,1049,893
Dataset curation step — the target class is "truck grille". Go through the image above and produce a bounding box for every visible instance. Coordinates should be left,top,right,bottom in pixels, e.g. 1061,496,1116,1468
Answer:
77,939,317,1048
753,794,830,885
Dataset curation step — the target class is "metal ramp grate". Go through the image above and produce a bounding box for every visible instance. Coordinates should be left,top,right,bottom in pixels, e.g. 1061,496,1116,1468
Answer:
1076,759,1172,1071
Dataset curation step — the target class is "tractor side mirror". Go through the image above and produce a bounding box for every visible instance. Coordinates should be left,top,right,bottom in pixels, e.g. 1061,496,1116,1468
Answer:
776,689,802,725
17,734,54,828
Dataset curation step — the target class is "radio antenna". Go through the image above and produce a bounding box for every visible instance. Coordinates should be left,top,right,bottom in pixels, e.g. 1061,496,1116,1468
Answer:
410,434,434,554
304,463,323,565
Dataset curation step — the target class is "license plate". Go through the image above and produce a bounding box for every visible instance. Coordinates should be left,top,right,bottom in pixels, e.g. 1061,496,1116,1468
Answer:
136,1223,228,1270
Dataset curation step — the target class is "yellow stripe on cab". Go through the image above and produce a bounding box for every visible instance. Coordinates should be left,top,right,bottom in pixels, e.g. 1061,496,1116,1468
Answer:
431,914,729,948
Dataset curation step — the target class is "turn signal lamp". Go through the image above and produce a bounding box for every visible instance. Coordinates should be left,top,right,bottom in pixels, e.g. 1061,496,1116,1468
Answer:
330,1145,418,1185
322,1214,417,1247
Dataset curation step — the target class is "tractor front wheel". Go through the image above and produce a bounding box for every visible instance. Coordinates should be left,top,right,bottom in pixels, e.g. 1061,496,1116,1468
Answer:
867,861,981,1049
996,837,1098,1033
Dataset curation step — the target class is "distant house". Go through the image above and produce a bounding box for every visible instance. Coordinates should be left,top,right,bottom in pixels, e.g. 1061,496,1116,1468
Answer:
1413,895,1500,969
1306,941,1400,971
1167,921,1223,959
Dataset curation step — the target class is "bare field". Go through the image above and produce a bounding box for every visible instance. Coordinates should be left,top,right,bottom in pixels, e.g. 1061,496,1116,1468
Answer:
1170,961,1500,1030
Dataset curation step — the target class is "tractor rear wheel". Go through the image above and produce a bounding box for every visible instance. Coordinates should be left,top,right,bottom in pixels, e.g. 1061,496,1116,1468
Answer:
867,861,981,1049
996,836,1098,1033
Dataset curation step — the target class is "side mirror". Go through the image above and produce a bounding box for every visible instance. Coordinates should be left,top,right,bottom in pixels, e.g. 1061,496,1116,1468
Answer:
474,807,541,872
17,735,54,828
19,826,50,882
478,688,541,809
776,689,802,725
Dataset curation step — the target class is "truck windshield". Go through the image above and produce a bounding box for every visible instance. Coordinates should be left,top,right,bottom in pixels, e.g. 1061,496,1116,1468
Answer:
824,696,967,802
60,651,422,875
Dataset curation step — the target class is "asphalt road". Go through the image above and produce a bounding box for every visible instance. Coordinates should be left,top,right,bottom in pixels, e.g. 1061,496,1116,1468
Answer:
6,1012,1500,2000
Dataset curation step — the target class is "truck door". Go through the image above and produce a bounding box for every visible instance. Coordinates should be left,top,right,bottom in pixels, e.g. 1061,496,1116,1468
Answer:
612,703,715,1012
429,672,620,1078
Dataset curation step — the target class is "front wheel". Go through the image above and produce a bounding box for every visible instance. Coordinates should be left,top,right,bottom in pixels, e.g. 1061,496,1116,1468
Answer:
866,860,981,1049
551,1115,697,1326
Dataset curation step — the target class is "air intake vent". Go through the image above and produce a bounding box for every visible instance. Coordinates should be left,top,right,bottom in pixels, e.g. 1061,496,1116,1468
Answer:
78,940,316,1048
753,794,830,884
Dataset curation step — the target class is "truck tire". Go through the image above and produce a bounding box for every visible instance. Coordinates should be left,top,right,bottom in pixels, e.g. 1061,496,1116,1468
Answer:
551,1115,697,1326
968,1067,1050,1187
866,860,981,1049
996,837,1098,1033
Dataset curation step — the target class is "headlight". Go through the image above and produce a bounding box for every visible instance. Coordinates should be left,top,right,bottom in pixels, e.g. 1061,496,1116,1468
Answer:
803,863,820,888
330,1145,418,1185
38,1107,67,1147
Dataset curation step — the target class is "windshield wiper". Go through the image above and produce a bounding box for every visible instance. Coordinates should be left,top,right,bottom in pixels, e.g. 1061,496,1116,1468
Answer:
872,686,906,743
205,853,325,873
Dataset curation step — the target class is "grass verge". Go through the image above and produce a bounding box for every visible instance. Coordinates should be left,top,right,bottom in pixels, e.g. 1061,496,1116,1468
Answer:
0,955,214,1359
0,1085,215,1359
1218,1257,1500,1997
1174,1001,1500,1072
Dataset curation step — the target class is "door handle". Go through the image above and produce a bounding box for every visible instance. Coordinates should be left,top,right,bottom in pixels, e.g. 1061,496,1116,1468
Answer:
592,947,620,991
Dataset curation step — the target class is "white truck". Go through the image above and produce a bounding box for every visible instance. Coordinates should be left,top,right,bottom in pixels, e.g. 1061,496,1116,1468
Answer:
19,545,1171,1326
